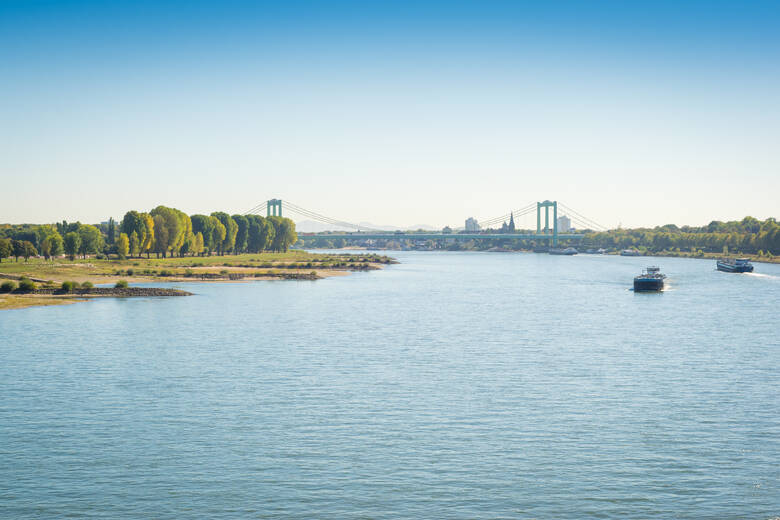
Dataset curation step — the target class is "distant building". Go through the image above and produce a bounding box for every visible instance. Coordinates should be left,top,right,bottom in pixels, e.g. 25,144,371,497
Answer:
500,212,516,233
557,215,571,233
465,217,480,232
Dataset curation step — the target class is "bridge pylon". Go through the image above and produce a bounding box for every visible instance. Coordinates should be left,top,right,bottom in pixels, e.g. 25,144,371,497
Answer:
267,199,282,217
536,200,558,246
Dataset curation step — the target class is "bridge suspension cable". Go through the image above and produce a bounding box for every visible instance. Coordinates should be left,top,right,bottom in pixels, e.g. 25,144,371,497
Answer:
284,202,390,232
477,203,537,229
557,203,608,232
243,201,267,216
244,199,392,233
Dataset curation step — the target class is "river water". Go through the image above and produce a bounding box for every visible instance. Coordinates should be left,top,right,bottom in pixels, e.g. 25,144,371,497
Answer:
1,251,779,518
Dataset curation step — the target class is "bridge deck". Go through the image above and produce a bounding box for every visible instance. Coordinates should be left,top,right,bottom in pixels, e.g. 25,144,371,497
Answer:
306,233,584,240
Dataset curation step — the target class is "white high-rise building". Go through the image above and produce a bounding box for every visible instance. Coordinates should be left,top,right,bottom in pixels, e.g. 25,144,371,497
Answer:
465,217,480,231
557,215,571,232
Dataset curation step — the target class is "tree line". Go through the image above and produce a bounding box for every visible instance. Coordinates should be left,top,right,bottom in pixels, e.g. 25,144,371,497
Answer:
0,206,297,262
582,216,780,256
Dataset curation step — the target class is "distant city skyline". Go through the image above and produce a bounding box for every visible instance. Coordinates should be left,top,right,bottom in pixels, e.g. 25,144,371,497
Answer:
2,0,779,228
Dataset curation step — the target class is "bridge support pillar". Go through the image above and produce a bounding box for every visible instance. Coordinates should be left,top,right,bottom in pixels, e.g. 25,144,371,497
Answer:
535,200,558,245
536,203,541,234
267,199,282,217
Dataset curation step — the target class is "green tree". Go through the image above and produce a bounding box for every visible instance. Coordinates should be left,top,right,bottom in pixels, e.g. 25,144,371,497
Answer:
12,240,24,261
150,206,185,257
191,214,216,254
77,225,104,258
246,215,274,252
121,211,145,244
116,233,130,259
268,217,297,252
193,232,204,256
19,241,38,261
0,238,11,263
107,217,116,244
232,214,249,254
63,232,81,260
141,213,155,257
211,216,226,254
152,214,169,257
40,232,64,260
211,212,237,255
129,231,140,257
175,209,193,256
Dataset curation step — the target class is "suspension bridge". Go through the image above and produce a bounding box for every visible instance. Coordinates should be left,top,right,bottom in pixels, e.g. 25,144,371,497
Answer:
243,199,607,246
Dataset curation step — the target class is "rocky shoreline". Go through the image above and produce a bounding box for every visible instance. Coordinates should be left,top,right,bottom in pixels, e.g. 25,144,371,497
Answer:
29,287,192,297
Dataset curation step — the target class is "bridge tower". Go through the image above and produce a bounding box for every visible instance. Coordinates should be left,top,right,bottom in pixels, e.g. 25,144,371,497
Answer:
267,199,282,217
536,200,558,246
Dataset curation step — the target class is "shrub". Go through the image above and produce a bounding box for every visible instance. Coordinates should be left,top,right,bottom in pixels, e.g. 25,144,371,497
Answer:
219,269,228,275
95,254,105,260
159,270,172,277
80,281,94,289
185,268,193,277
60,281,76,292
17,277,36,292
126,268,134,276
115,280,129,289
0,281,16,293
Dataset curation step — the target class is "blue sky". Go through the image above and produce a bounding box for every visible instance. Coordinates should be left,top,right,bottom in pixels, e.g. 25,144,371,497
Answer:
1,0,779,228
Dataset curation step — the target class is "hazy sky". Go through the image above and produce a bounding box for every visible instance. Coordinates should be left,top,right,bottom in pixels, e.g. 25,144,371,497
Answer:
2,0,779,229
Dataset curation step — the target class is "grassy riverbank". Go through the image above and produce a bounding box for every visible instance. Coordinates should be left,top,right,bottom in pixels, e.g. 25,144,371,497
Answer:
0,251,396,310
0,294,83,310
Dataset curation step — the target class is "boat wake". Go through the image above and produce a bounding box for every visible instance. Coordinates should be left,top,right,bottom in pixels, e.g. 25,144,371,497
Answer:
745,272,780,281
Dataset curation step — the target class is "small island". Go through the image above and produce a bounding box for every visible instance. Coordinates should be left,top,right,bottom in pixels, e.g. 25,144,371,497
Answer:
1,205,397,310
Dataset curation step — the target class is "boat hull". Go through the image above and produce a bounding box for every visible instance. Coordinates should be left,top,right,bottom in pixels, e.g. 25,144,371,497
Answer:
716,261,753,273
634,278,664,292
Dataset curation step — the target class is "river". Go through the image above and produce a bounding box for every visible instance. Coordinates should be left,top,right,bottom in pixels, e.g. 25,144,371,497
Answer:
2,251,779,518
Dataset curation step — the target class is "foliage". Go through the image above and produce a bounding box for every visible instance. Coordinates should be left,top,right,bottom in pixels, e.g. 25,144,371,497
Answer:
40,232,64,260
63,232,81,260
191,215,214,252
114,279,129,288
246,215,275,253
0,237,11,262
584,217,780,255
17,277,36,292
193,232,204,256
150,205,191,257
232,214,249,253
116,232,130,259
80,281,93,288
11,240,38,261
1,280,16,292
211,212,237,254
107,217,116,244
77,225,104,258
61,280,76,292
268,216,297,252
